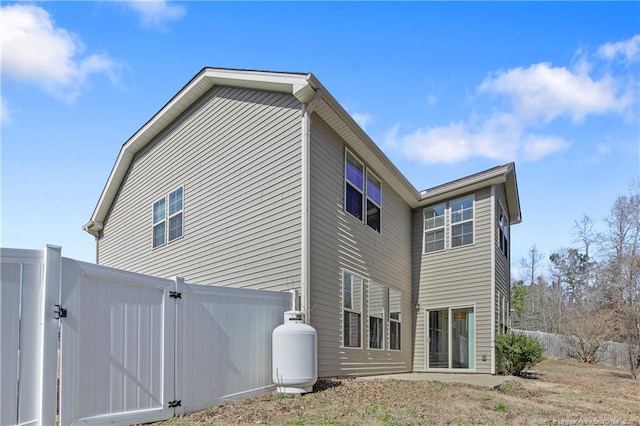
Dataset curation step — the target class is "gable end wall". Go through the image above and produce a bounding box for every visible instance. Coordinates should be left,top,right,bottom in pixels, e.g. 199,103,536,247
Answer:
98,86,303,292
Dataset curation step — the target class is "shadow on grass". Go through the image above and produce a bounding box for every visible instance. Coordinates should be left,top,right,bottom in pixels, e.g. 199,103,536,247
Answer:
607,371,635,380
313,377,347,393
519,370,541,380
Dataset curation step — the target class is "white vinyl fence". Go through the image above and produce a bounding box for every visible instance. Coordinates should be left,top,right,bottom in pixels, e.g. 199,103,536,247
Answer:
1,246,294,426
514,329,631,368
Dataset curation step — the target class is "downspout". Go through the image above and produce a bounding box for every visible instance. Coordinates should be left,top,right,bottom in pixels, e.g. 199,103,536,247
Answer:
301,89,321,324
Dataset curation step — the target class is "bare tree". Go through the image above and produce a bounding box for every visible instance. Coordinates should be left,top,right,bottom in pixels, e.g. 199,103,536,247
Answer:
519,245,545,329
599,186,640,378
562,306,614,364
572,214,598,260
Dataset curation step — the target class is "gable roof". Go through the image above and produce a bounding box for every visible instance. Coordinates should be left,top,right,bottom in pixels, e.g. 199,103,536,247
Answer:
83,67,521,234
418,162,521,225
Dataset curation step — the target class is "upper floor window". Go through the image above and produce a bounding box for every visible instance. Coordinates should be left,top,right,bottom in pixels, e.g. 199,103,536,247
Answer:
451,195,474,247
152,187,183,248
498,206,509,257
345,151,364,220
424,203,445,253
344,149,381,233
366,172,381,232
152,198,166,247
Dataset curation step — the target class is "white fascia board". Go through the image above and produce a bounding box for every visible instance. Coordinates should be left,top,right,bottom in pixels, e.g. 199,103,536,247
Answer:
84,68,314,234
418,175,507,207
417,164,523,223
505,167,522,225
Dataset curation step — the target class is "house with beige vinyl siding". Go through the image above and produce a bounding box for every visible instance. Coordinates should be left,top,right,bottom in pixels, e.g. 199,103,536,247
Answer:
83,67,521,377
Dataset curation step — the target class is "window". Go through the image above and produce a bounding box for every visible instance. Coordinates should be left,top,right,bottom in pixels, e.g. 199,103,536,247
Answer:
343,271,362,348
152,187,183,248
368,282,385,349
451,196,474,247
366,172,381,232
498,207,509,257
168,187,183,241
344,149,382,233
389,288,402,350
345,151,364,220
152,198,166,248
424,203,445,253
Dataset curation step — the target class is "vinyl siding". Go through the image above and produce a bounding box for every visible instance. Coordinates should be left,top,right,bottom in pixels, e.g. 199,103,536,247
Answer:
98,86,303,292
494,184,511,328
412,187,494,373
309,116,413,377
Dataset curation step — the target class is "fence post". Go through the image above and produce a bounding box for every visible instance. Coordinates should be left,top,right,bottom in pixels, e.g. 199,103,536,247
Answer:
39,245,61,426
172,277,184,415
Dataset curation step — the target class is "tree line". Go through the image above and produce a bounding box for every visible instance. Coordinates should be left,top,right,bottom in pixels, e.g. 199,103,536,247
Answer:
511,182,640,378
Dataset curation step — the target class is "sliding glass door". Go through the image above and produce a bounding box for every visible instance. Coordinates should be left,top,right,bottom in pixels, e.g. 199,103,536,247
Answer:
427,307,475,370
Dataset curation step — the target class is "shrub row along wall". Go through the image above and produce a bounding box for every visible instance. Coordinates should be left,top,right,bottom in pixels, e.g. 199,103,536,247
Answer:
513,329,631,368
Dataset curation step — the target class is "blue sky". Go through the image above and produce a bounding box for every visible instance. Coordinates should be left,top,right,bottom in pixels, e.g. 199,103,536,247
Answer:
1,1,639,278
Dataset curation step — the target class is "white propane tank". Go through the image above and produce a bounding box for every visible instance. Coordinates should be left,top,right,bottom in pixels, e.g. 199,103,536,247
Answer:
272,310,317,394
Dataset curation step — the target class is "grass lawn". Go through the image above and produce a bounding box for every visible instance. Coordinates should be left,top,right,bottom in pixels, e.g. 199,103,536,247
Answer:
159,359,640,425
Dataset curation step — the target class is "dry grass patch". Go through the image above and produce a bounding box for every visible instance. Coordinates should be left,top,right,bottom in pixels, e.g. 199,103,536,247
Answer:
161,359,640,425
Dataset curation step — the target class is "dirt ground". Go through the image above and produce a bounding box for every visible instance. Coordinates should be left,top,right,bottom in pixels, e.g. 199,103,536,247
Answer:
161,359,640,425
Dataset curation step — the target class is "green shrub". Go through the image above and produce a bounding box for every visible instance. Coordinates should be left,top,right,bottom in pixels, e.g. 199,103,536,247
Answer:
495,332,544,377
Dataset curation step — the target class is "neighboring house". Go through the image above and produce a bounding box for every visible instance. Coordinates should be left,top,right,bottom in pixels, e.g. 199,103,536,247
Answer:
83,67,521,376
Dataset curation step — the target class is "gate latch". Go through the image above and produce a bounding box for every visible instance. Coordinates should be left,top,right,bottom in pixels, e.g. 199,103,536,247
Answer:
54,304,67,319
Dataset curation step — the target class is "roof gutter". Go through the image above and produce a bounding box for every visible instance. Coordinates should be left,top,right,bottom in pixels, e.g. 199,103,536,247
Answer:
419,175,508,206
82,220,103,237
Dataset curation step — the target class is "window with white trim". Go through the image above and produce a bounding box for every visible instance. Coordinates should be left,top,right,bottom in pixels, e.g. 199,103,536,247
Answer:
152,187,183,248
424,203,446,253
343,271,362,348
389,288,402,350
368,282,385,349
451,195,474,247
344,149,382,233
345,151,364,221
152,198,166,248
498,205,509,257
366,172,381,232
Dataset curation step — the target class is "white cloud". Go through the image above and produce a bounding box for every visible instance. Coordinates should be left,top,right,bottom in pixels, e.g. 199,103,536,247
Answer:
351,112,374,130
0,4,121,102
479,62,630,123
399,123,472,164
391,114,568,164
389,41,637,165
598,34,640,62
522,134,570,161
123,0,185,30
426,93,437,107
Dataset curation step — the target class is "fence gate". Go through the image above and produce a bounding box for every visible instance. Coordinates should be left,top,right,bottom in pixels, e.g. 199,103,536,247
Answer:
58,257,177,425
